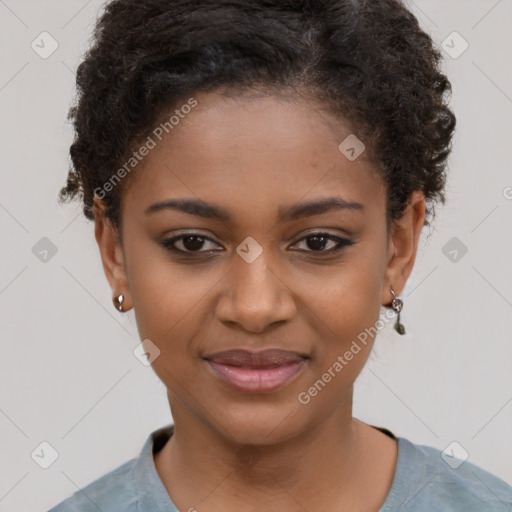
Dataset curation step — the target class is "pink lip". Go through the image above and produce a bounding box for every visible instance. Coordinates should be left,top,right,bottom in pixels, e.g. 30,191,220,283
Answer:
203,348,308,393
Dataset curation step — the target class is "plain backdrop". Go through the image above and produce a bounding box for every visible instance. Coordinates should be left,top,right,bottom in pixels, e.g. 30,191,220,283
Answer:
0,0,511,510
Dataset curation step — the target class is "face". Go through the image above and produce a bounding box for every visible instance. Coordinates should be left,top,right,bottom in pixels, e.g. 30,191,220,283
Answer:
95,90,425,445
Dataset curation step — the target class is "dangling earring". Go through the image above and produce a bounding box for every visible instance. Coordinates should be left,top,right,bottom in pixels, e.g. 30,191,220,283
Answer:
390,288,406,335
113,293,124,312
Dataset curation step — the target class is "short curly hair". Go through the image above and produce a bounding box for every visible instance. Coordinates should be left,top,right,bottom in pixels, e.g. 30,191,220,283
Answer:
58,0,456,233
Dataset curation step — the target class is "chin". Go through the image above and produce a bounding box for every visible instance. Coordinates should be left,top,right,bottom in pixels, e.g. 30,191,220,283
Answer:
211,401,306,446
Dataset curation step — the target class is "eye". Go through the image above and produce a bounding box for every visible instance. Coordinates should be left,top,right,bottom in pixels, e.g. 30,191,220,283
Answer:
160,231,354,258
290,232,354,254
160,234,222,255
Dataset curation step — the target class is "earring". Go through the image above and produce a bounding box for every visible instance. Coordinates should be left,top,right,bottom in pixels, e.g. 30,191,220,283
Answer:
113,293,124,312
390,288,406,335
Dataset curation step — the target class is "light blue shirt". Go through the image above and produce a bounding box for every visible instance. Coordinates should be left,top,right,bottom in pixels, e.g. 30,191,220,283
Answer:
48,424,512,511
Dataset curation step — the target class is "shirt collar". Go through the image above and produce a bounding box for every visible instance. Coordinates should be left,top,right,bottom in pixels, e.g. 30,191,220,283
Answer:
132,423,411,512
134,423,178,512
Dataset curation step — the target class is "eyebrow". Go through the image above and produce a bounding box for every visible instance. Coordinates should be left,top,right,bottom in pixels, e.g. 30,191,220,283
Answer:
144,197,364,222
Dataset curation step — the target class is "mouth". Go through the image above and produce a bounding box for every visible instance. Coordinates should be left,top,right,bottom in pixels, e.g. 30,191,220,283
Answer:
203,348,309,393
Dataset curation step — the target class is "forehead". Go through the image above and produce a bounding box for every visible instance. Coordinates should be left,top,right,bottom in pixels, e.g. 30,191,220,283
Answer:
121,91,386,226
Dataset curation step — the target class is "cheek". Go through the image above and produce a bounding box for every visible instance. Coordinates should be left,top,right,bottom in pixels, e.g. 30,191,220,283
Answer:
307,250,385,336
298,293,382,413
124,235,213,338
303,246,386,379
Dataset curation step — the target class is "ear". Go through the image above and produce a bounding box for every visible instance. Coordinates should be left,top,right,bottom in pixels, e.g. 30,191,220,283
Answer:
381,190,426,306
93,198,132,311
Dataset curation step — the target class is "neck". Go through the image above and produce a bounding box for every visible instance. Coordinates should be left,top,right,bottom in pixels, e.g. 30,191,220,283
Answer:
153,389,395,511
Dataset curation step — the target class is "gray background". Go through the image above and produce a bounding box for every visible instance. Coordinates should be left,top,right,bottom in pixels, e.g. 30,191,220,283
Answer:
0,0,511,510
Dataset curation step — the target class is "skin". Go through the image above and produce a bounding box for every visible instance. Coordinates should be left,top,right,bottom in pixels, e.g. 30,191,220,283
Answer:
94,90,426,511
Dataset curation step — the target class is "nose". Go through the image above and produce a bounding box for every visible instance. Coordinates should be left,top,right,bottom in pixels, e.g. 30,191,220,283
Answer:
215,250,297,333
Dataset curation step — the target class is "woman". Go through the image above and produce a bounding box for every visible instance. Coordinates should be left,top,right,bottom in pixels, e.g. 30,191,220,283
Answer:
49,0,512,510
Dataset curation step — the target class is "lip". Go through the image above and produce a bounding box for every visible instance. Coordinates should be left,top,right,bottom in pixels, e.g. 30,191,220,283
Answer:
203,348,308,393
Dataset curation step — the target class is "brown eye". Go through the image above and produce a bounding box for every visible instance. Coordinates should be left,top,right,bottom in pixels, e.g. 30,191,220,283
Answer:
161,234,222,254
291,233,354,254
180,235,206,251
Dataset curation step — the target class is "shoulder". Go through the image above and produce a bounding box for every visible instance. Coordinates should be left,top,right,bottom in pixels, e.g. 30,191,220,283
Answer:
386,437,512,511
47,458,138,512
47,424,176,512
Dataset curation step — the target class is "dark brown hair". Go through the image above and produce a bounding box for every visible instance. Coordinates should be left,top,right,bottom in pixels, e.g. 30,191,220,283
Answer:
58,0,456,233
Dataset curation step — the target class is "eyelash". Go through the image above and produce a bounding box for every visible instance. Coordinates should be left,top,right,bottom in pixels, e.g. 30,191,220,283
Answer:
160,232,354,257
